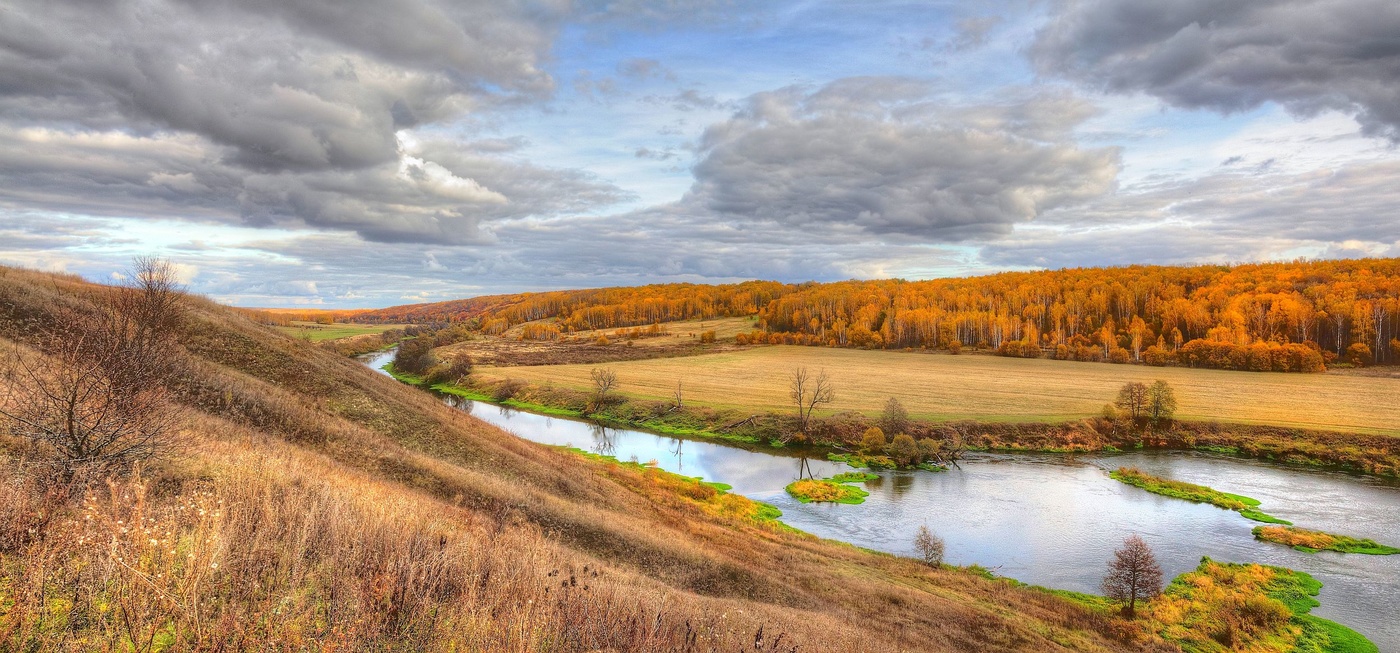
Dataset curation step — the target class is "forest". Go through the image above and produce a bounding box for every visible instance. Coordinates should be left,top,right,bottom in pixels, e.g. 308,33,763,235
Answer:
356,259,1400,372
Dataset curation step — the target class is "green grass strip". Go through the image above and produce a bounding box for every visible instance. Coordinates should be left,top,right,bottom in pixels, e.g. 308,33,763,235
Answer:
1252,525,1400,556
1110,467,1292,525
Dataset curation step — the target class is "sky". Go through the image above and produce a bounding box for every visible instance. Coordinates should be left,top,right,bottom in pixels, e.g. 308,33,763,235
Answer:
2,0,1399,307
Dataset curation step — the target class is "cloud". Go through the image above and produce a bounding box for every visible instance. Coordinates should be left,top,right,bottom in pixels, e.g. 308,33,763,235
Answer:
981,160,1400,267
683,79,1120,240
0,0,639,245
1032,0,1400,140
617,58,675,81
0,0,562,171
950,15,1004,51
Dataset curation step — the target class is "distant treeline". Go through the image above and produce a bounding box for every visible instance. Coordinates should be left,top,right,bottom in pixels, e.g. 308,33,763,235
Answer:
235,308,369,326
353,259,1400,371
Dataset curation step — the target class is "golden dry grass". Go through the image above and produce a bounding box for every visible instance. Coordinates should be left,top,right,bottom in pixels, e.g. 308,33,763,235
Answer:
0,265,1136,653
509,316,760,348
275,321,405,342
478,345,1400,435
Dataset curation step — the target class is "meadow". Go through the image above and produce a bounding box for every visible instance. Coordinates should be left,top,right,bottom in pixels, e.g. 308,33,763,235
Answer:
275,320,405,342
478,345,1400,435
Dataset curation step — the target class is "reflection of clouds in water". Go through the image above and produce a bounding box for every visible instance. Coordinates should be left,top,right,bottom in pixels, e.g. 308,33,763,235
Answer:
431,387,1399,651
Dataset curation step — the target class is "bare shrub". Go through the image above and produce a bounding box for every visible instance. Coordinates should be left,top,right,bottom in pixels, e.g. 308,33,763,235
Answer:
0,259,185,479
493,378,526,402
913,524,945,566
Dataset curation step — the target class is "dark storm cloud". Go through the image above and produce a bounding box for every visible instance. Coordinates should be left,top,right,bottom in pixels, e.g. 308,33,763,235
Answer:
1032,0,1400,139
685,80,1120,240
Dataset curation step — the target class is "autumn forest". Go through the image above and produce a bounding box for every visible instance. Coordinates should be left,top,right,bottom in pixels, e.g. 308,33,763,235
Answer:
358,258,1400,372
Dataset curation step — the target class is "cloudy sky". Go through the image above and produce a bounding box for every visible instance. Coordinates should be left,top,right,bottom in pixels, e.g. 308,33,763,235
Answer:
3,0,1399,307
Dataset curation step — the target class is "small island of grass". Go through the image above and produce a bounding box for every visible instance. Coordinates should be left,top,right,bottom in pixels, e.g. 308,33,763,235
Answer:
786,472,878,505
1253,525,1400,555
1110,467,1291,525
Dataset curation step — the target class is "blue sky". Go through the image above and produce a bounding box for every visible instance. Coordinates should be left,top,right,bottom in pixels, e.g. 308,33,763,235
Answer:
2,0,1398,307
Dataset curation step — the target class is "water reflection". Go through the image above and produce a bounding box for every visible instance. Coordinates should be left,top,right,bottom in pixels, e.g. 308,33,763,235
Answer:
588,423,616,456
357,350,1399,650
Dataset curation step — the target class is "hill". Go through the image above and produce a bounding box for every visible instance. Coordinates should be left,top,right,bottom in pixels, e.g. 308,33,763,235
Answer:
0,265,1142,651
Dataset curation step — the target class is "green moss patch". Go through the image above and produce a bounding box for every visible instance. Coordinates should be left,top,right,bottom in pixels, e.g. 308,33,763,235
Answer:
785,476,872,505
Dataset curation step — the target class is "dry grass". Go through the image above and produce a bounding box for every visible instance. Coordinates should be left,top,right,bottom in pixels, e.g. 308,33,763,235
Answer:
0,265,1138,652
275,321,405,342
478,345,1400,435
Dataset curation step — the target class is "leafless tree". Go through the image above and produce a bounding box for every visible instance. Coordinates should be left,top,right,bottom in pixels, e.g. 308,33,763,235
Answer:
0,258,186,480
1115,382,1150,422
879,396,909,436
1102,534,1164,617
788,367,835,434
589,368,619,411
913,525,945,567
672,380,684,412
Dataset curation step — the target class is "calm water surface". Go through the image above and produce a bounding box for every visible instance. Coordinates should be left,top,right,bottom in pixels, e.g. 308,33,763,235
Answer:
363,351,1400,649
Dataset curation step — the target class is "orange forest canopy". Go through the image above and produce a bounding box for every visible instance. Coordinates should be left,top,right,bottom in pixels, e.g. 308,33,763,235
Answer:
354,258,1400,367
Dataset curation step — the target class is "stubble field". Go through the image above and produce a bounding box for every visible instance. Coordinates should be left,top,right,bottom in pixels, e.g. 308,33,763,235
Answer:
477,345,1400,435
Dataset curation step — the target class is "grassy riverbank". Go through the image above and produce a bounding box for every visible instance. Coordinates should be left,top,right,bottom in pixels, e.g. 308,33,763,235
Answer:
406,363,1400,476
1109,467,1291,524
1253,526,1400,555
1051,558,1377,652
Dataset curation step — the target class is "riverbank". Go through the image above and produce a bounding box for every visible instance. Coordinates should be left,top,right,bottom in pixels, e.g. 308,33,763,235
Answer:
368,352,1395,650
390,367,1400,478
1056,558,1377,652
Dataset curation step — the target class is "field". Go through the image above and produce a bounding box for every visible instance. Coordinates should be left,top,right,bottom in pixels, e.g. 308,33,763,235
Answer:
477,345,1400,435
507,316,760,347
275,321,404,342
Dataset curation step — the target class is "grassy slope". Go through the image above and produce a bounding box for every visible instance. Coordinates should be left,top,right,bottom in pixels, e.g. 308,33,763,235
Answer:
0,267,1134,653
478,345,1400,435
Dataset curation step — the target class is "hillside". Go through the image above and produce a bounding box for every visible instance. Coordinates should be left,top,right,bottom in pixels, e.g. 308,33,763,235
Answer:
0,266,1143,651
357,258,1400,369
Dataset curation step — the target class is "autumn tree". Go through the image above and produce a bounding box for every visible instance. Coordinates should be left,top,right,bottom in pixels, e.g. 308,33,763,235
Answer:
860,427,887,453
1115,382,1149,422
913,525,945,567
879,396,909,436
1146,380,1177,425
589,368,619,411
889,434,919,467
788,367,835,434
1101,534,1163,617
0,258,185,480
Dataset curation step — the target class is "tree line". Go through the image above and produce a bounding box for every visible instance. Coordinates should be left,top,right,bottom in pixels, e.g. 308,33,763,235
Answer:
354,258,1400,371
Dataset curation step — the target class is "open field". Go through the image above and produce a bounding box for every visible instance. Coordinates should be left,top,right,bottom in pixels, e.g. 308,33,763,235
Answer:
275,321,405,342
507,315,759,347
478,345,1400,435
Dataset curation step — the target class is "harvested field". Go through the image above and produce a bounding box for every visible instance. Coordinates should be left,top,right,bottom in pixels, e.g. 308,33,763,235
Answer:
477,345,1400,435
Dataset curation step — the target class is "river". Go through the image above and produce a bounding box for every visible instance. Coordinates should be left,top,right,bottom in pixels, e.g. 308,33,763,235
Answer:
362,350,1400,649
